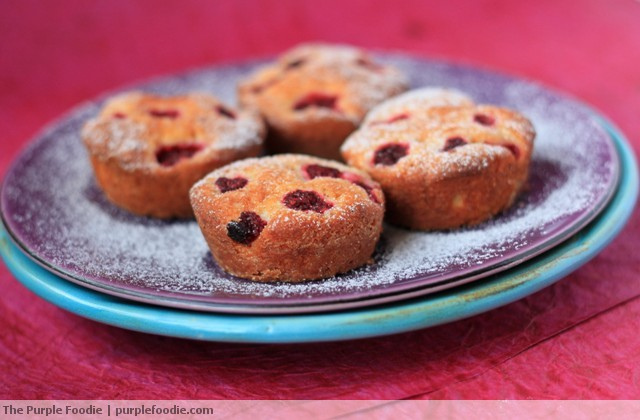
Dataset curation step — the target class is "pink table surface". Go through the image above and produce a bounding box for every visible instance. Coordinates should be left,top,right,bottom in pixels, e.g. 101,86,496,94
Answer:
1,0,639,399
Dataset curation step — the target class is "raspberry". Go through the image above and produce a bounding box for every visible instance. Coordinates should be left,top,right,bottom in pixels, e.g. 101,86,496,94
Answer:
371,113,410,125
227,211,267,245
215,177,248,193
304,164,342,179
503,143,521,159
474,113,495,126
113,112,126,119
353,181,380,204
149,109,180,118
216,105,236,119
155,143,204,167
293,93,338,111
356,57,384,72
373,143,409,166
443,137,468,151
282,190,333,213
386,113,410,123
486,142,521,159
341,172,381,204
251,78,278,94
285,58,305,69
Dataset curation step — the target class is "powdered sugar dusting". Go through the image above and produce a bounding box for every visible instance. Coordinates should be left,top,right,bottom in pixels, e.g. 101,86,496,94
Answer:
363,87,474,124
81,92,264,171
1,55,618,311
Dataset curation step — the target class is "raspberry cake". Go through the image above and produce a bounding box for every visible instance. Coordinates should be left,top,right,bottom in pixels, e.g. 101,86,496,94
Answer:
82,92,265,218
341,88,536,230
189,154,385,282
237,43,408,161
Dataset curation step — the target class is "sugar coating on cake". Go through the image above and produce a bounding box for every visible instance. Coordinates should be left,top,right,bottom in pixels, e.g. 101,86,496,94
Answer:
81,91,265,218
363,87,474,124
342,88,536,229
190,154,385,282
237,43,409,160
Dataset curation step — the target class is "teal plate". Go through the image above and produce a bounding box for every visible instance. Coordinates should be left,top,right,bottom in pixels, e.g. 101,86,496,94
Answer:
0,118,636,343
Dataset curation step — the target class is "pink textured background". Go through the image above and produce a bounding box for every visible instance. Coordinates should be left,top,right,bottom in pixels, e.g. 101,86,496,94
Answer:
1,0,639,399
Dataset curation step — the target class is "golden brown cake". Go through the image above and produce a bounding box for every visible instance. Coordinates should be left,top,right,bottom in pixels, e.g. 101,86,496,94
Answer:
237,43,408,160
341,88,535,230
82,91,265,218
190,154,385,282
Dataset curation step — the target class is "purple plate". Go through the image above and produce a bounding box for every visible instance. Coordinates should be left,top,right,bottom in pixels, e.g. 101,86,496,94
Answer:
0,55,620,314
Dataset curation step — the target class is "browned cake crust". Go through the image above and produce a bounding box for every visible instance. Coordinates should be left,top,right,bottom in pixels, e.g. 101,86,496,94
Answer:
82,92,265,218
238,43,408,160
341,88,535,230
190,154,385,282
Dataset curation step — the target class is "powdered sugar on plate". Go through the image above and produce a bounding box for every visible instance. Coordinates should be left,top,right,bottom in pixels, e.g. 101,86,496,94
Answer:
0,55,619,313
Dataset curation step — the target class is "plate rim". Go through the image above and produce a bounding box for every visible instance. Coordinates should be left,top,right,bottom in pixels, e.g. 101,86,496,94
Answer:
0,118,636,343
0,55,623,314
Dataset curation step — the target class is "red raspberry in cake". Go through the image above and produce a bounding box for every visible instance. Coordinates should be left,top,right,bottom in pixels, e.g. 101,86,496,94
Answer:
149,109,180,118
282,190,333,213
304,164,342,179
226,211,267,245
473,113,495,126
373,143,409,166
442,137,467,152
81,91,265,219
215,176,248,193
156,143,205,167
292,93,339,111
190,154,385,282
237,43,408,160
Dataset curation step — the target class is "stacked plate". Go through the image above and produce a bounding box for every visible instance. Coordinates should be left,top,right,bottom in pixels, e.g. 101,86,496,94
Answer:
1,55,637,343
